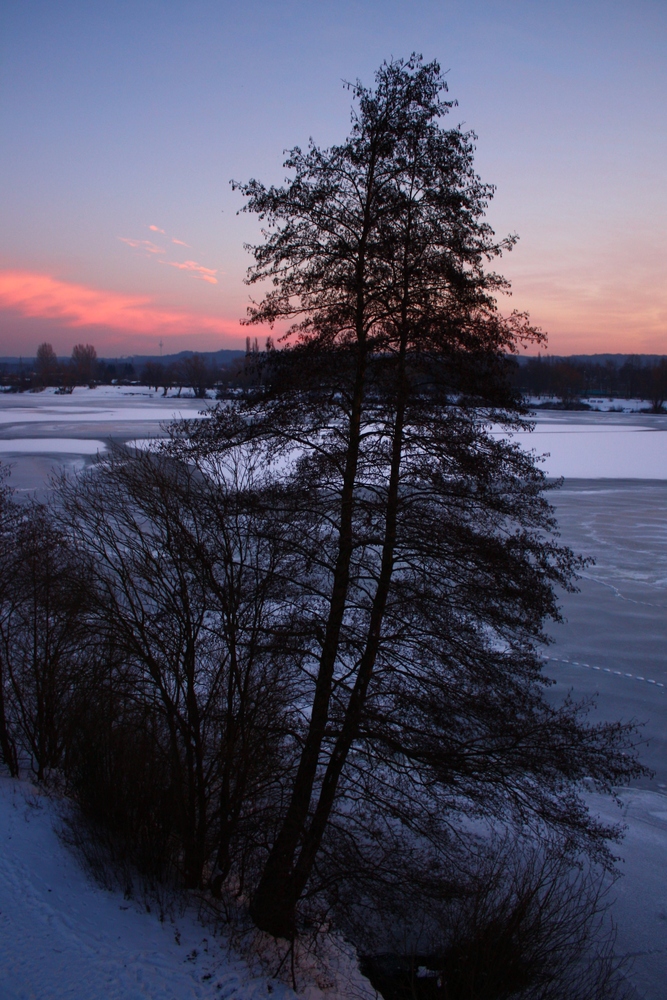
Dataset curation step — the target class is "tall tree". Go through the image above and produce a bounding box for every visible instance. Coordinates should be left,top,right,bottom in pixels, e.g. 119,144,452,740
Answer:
70,343,97,385
184,56,641,938
35,342,59,386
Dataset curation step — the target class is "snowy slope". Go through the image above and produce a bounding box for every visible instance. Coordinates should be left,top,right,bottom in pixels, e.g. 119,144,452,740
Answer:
2,774,666,999
0,778,373,1000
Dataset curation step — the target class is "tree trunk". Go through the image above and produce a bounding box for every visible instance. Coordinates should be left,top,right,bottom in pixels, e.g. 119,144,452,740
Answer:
250,349,367,937
252,342,408,937
0,655,17,776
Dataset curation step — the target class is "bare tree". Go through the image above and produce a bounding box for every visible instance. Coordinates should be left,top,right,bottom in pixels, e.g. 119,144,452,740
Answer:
142,360,165,392
0,504,90,780
57,446,300,888
35,342,59,387
182,353,212,399
358,839,634,1000
0,465,20,775
648,358,667,413
70,343,97,385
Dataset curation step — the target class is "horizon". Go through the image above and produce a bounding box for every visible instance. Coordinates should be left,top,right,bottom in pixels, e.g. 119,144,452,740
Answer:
1,1,665,357
3,349,667,370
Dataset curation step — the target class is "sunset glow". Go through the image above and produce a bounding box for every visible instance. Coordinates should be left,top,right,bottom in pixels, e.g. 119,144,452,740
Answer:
0,271,242,351
1,1,664,358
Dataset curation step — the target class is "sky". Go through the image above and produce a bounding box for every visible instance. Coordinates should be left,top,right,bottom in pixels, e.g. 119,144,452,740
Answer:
0,0,665,358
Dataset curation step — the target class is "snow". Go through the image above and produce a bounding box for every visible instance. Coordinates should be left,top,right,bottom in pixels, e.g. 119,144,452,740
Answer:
0,386,214,495
0,778,251,999
0,386,211,427
501,412,667,479
0,438,107,455
0,777,375,1000
2,387,667,485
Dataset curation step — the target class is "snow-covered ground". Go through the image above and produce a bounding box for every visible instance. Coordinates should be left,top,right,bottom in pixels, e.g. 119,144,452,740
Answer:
0,777,374,1000
0,383,213,414
0,777,257,1000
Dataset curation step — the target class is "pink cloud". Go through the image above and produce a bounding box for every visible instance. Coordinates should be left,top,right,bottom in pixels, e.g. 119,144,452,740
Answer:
163,260,219,284
0,270,240,339
149,225,166,234
119,237,166,254
171,237,192,247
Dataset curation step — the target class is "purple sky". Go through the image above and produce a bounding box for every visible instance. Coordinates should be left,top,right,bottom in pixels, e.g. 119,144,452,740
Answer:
1,0,665,357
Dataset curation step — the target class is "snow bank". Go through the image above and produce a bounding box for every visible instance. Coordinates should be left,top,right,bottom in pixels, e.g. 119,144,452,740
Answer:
0,778,373,1000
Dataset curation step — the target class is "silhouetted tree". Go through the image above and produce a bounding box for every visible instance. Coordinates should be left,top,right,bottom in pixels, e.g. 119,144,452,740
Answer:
168,360,186,397
71,343,97,385
0,465,20,775
553,361,584,405
649,359,667,413
141,360,165,391
57,446,299,888
181,353,211,399
0,504,90,780
35,342,59,387
177,56,643,938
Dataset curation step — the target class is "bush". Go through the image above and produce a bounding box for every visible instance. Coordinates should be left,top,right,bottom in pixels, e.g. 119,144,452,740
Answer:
359,843,634,1000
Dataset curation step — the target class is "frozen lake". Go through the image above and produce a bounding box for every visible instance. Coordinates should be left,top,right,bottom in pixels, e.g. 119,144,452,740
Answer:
1,388,666,995
543,480,667,997
0,385,211,494
2,388,666,486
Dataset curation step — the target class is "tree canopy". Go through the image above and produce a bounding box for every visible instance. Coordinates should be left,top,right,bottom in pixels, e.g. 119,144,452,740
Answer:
170,55,642,939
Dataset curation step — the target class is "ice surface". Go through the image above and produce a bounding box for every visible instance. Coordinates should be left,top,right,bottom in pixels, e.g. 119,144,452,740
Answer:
541,480,667,997
545,481,667,789
2,388,667,487
587,789,667,1000
0,386,212,495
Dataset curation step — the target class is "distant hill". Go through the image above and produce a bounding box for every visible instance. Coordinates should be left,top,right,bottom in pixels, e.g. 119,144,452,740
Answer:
123,349,245,367
514,353,667,367
0,349,244,372
2,352,665,367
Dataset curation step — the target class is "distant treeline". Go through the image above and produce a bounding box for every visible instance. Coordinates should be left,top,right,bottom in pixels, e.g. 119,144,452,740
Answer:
0,343,134,391
0,342,245,396
511,354,667,411
3,343,667,412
